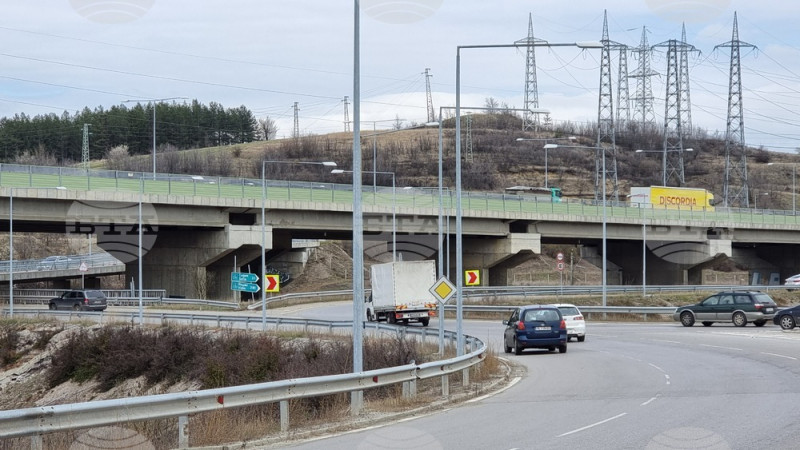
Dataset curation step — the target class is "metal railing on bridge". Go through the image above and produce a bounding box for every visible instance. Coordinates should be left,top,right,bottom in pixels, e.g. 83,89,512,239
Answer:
0,252,122,274
2,163,799,227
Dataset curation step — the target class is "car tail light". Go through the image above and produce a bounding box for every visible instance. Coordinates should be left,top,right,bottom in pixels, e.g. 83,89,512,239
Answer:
83,297,88,304
575,316,583,321
517,321,525,330
560,320,566,330
754,303,762,310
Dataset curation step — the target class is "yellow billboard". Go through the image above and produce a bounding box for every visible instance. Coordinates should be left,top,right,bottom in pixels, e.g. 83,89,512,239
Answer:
650,186,714,210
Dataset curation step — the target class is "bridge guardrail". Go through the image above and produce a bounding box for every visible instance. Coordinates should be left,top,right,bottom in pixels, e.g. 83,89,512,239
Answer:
0,309,485,449
2,163,799,226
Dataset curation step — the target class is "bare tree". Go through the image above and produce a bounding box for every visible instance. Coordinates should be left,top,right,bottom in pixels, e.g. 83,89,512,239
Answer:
484,97,500,114
256,116,279,141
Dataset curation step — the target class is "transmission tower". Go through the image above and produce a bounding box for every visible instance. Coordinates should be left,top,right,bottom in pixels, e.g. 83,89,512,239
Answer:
716,12,755,207
629,27,657,131
343,96,351,133
596,10,620,202
292,102,300,139
616,46,631,129
424,68,435,124
679,24,698,135
82,123,90,170
465,115,474,163
517,13,546,131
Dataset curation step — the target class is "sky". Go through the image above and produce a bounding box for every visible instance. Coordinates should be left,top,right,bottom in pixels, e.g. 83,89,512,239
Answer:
2,0,800,152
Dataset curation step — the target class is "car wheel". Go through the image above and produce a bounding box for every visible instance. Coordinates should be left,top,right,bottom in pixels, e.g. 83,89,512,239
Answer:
558,344,567,353
504,338,512,354
779,315,796,330
702,322,713,327
754,320,766,327
48,303,56,310
680,311,695,327
577,335,585,342
514,338,523,355
732,311,747,327
72,304,81,311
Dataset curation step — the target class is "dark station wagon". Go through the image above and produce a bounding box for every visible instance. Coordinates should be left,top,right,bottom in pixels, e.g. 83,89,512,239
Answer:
673,291,777,327
48,290,108,312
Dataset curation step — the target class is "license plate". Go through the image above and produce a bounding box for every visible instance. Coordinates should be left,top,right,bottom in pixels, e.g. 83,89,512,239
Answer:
535,326,551,331
766,308,774,313
405,312,425,318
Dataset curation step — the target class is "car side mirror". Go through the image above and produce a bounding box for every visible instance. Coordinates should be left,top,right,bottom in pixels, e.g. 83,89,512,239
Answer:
502,319,508,325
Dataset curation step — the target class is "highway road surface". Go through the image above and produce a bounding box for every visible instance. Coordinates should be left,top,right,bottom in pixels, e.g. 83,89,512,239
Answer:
272,302,800,450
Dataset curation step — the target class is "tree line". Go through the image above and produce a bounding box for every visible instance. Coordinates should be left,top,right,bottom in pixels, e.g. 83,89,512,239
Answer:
0,100,261,164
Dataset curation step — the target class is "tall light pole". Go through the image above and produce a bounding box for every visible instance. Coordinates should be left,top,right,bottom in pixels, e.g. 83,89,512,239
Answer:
768,162,797,214
635,148,693,186
455,41,602,354
515,137,576,189
352,0,364,415
332,169,396,262
363,119,404,193
261,160,337,329
548,144,609,306
123,97,188,178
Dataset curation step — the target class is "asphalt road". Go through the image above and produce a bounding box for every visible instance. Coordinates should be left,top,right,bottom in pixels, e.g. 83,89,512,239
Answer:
272,303,800,450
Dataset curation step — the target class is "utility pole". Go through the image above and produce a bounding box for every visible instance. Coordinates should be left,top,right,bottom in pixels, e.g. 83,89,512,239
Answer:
518,13,545,131
679,23,698,136
716,12,755,207
343,96,351,132
616,46,631,129
630,27,657,132
652,32,697,187
292,102,300,139
465,115,473,163
597,10,620,202
424,68,435,124
81,123,91,170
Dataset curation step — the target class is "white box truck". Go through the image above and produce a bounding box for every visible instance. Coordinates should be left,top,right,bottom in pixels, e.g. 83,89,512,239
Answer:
367,260,438,326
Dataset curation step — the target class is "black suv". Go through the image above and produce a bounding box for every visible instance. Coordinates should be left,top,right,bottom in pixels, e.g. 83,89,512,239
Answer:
673,291,777,327
48,290,108,312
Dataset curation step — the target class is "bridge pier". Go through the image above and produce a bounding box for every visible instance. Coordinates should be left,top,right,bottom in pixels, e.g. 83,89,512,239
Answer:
123,225,264,300
457,233,541,286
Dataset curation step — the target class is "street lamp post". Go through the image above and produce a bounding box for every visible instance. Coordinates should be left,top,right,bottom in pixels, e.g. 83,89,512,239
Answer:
123,97,188,178
261,160,337,330
455,41,602,354
634,148,693,186
548,144,609,306
332,169,396,262
515,137,576,189
767,162,797,214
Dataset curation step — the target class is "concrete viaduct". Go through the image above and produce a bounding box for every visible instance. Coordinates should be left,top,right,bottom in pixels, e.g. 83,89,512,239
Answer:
2,166,800,299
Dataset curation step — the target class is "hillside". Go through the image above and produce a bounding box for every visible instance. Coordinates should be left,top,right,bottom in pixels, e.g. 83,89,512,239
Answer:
92,114,800,210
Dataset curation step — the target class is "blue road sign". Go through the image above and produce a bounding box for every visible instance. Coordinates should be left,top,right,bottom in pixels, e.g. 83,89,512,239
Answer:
231,280,260,293
231,272,259,283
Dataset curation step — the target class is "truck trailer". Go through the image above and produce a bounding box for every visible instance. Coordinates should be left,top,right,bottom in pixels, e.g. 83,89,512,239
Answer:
367,260,438,326
629,186,715,211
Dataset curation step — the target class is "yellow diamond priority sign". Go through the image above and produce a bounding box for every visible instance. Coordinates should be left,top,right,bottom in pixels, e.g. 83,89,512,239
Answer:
429,276,456,304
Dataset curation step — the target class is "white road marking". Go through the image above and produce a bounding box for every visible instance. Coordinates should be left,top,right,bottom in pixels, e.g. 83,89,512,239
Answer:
557,413,627,437
467,376,521,403
699,343,743,351
640,396,659,406
762,352,798,360
648,363,666,373
664,374,671,385
650,339,682,344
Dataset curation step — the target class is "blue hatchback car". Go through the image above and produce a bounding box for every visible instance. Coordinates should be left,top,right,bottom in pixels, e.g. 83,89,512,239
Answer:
503,305,567,355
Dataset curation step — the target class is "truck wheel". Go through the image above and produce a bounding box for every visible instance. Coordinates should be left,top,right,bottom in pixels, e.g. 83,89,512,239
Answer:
419,317,430,327
388,314,397,325
366,310,375,322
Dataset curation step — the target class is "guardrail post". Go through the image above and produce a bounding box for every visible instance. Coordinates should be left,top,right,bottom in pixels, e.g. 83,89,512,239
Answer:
280,400,289,432
31,435,43,450
441,374,449,398
178,415,189,448
402,381,410,398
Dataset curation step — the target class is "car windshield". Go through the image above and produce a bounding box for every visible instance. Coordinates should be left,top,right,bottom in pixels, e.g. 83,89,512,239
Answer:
523,309,559,322
557,306,580,316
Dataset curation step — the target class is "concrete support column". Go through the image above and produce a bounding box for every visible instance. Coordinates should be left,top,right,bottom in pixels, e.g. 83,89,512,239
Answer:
459,233,541,286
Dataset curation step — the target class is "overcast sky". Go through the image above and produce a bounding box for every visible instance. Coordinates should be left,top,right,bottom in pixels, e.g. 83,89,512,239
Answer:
2,1,799,152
